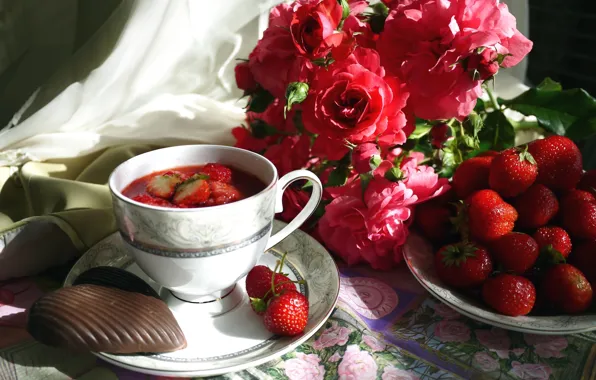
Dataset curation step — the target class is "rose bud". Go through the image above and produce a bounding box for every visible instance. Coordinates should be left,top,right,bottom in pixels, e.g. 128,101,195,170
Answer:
467,49,499,81
235,62,258,94
430,123,450,149
352,143,381,174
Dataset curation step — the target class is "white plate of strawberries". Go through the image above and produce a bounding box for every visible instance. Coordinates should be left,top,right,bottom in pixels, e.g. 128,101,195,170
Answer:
405,135,596,334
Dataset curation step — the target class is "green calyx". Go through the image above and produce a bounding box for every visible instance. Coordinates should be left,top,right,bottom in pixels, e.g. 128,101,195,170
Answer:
535,244,566,270
516,145,537,165
449,201,470,242
441,243,478,267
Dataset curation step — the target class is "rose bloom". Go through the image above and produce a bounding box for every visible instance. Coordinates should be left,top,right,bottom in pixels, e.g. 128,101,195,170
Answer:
234,62,257,93
381,366,420,380
362,335,386,352
264,135,311,176
290,0,343,59
377,0,533,120
510,362,552,380
232,127,270,153
280,188,310,224
472,352,499,373
312,321,351,349
284,352,325,380
524,334,568,359
302,47,409,146
352,143,381,174
338,345,378,380
433,320,471,343
432,302,461,320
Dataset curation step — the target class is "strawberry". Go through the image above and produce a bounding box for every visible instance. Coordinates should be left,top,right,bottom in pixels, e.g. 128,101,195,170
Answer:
172,175,211,206
533,226,572,258
513,184,558,229
414,199,455,243
131,194,174,207
208,181,241,206
201,163,232,183
527,135,583,191
489,146,538,198
560,189,595,210
541,264,593,314
263,290,309,336
245,266,296,315
146,173,182,199
451,156,494,199
466,190,518,243
434,243,493,288
578,170,596,196
569,240,596,285
561,199,596,240
491,232,539,274
482,274,536,316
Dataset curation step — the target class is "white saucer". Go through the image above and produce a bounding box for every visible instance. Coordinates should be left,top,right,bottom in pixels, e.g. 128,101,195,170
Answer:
64,220,340,377
404,233,596,335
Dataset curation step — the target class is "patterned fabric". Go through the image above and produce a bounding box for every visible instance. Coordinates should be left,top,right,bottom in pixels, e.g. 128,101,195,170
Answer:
0,264,594,379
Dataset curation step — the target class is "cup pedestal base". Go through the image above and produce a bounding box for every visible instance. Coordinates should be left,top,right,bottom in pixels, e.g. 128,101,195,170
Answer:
160,284,244,317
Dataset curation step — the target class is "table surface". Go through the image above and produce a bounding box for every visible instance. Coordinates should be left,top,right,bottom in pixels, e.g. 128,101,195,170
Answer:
0,263,594,380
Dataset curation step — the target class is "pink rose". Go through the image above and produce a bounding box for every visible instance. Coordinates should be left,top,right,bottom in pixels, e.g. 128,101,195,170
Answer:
285,352,325,380
524,334,568,359
381,366,420,380
432,302,461,320
362,335,386,352
264,135,311,176
433,320,471,343
352,143,381,174
302,47,409,145
475,328,511,359
311,136,350,161
313,321,351,349
338,345,378,380
248,3,314,98
510,362,552,380
400,164,450,204
280,189,310,224
472,352,499,372
232,127,270,153
290,0,344,59
247,98,298,134
467,48,499,81
329,352,342,362
377,0,532,120
234,62,258,93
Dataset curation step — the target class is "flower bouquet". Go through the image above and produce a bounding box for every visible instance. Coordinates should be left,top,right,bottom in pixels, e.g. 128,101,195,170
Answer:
232,0,596,272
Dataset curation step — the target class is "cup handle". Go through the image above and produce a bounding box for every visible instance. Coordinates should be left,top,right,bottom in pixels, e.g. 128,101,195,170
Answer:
265,170,323,250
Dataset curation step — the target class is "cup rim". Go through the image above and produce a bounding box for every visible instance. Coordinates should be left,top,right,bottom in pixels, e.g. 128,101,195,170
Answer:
108,145,278,213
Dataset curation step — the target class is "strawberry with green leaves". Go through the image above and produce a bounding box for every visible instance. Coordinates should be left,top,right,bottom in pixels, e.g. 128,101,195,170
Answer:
172,174,211,206
435,243,493,288
528,135,583,191
482,274,536,316
533,226,572,258
489,146,537,198
466,189,518,243
541,264,593,314
146,172,183,199
245,265,296,315
263,290,309,336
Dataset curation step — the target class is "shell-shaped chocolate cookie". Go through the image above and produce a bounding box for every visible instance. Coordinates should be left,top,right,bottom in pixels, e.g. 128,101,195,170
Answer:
27,284,186,354
73,266,160,299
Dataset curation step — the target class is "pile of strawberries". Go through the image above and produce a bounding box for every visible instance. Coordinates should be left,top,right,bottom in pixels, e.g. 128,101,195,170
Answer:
415,135,595,317
244,254,309,336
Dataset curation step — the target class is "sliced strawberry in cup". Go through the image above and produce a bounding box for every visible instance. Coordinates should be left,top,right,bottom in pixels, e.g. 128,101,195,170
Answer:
209,181,241,205
146,173,182,199
201,163,232,183
173,175,211,206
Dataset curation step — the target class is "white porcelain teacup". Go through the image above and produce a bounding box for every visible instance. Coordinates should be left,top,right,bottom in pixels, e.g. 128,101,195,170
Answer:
108,145,322,307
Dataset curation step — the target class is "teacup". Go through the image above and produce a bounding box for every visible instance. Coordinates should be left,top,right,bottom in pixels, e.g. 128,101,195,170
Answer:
108,145,322,308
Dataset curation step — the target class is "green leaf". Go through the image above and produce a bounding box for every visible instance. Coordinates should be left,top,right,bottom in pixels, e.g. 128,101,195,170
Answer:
503,77,596,139
464,112,484,137
326,166,350,187
535,245,566,270
478,110,515,150
369,155,382,169
285,82,309,117
247,88,275,113
410,122,433,139
250,119,279,138
385,167,404,182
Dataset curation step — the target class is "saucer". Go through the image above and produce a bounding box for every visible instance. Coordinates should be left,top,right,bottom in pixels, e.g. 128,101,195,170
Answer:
404,233,596,335
64,220,340,377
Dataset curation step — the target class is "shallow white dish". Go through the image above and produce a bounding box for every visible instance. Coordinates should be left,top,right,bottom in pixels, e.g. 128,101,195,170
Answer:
403,233,596,335
64,220,340,377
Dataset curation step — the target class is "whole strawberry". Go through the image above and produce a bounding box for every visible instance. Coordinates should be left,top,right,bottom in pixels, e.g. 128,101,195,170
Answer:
452,156,494,199
513,184,559,229
482,274,536,316
541,264,593,314
527,135,583,191
489,146,538,197
435,243,493,288
560,189,595,210
466,190,518,243
578,170,596,196
533,226,572,258
561,199,596,240
246,265,296,315
491,233,539,274
414,199,454,243
569,240,596,285
263,290,309,336
200,163,232,183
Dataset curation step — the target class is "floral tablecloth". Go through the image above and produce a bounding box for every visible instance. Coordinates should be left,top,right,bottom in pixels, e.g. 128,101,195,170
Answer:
0,263,594,380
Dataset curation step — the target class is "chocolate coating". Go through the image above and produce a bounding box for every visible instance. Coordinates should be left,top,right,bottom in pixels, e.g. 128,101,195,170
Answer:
27,284,186,354
73,266,160,299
